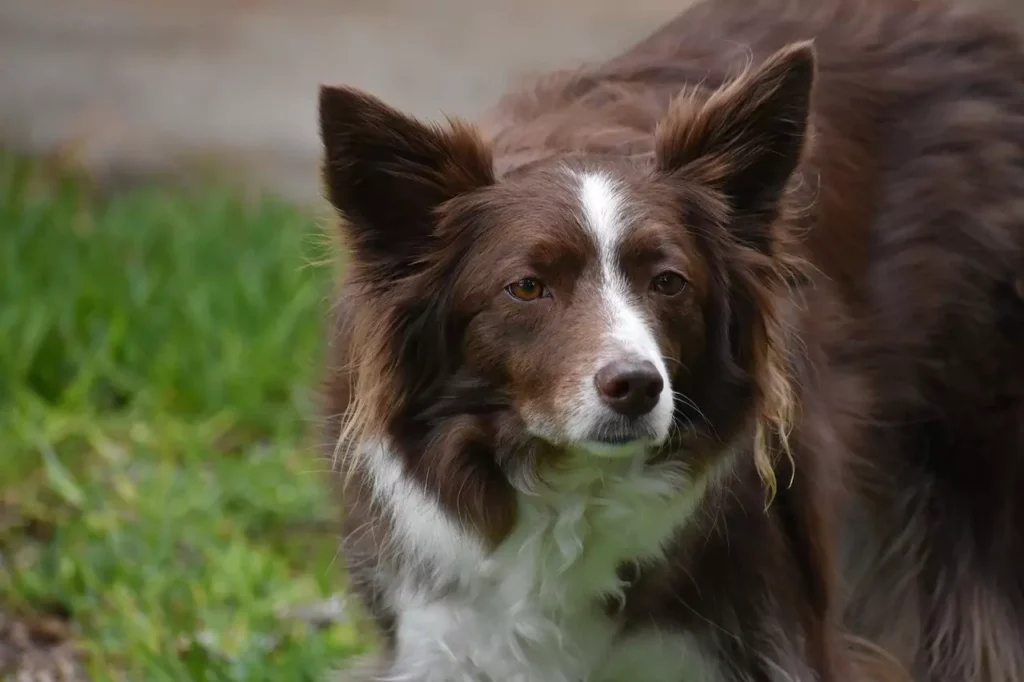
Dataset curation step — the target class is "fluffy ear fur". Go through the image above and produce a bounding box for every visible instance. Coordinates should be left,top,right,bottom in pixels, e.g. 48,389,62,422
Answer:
655,41,816,248
318,86,496,277
655,43,815,501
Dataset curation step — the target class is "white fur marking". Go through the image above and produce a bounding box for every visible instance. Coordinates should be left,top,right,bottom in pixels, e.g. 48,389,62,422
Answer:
364,441,485,575
360,440,725,682
569,171,675,449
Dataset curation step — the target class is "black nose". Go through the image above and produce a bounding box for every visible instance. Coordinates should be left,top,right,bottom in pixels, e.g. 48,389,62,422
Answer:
594,359,664,418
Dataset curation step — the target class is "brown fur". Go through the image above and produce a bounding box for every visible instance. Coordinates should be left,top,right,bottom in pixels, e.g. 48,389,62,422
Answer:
320,0,1024,679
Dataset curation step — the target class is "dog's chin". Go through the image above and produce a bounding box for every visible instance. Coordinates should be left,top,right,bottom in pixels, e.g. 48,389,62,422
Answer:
574,422,664,458
577,439,655,458
523,413,667,458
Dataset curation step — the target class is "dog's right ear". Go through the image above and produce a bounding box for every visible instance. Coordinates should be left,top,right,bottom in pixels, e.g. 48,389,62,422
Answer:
319,86,495,275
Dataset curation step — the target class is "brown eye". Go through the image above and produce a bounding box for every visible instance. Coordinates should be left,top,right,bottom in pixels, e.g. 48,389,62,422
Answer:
506,277,547,301
651,271,687,296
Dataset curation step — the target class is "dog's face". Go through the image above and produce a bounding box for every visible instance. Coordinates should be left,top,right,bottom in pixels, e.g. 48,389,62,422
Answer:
447,165,708,455
321,43,813,481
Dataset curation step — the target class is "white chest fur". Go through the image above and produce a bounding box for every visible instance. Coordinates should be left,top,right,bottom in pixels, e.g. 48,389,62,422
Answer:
360,443,727,682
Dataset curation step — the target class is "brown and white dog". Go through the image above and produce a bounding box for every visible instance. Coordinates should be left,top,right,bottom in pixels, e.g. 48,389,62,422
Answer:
318,0,1024,679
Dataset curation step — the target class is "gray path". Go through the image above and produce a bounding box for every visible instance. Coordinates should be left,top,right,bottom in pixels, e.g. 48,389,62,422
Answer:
0,0,682,203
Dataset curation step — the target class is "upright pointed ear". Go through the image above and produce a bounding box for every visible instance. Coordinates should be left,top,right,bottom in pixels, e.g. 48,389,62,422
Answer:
655,42,816,242
319,86,495,274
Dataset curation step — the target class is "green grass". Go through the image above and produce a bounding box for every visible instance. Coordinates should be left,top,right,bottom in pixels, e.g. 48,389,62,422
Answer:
0,152,369,679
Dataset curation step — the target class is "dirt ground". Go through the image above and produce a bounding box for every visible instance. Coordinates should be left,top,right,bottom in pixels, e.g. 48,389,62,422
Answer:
0,607,87,682
0,0,687,203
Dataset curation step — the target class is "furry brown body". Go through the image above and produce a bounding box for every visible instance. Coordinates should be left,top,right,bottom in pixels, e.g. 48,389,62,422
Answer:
319,0,1024,680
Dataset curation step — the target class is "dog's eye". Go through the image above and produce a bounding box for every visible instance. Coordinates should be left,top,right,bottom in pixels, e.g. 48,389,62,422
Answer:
506,277,547,301
651,271,687,296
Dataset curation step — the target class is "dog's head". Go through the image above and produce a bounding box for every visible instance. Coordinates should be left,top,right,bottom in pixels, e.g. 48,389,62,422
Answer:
322,43,814,515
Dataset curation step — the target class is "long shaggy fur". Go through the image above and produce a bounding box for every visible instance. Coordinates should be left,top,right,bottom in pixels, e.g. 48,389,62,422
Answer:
319,0,1024,680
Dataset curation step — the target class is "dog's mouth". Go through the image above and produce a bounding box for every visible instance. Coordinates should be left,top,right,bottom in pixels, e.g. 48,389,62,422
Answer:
579,420,661,457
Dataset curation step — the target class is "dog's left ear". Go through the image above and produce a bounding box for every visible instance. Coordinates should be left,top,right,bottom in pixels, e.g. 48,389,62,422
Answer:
319,86,495,276
655,41,816,246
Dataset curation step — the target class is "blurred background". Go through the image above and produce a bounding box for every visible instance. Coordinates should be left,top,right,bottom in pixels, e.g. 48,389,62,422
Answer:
0,0,686,204
0,0,1020,679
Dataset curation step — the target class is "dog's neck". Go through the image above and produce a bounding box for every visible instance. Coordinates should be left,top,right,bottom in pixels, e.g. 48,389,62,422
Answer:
360,436,730,599
352,436,735,682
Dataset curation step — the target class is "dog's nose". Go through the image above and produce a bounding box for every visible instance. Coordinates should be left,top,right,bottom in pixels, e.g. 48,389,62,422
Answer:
594,359,664,418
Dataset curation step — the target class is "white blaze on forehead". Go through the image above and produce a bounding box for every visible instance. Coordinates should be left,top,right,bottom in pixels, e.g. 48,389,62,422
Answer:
576,172,665,363
577,172,623,258
570,171,675,445
577,174,655,356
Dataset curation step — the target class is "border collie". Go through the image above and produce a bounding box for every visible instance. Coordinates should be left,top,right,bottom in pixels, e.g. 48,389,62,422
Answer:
318,0,1024,679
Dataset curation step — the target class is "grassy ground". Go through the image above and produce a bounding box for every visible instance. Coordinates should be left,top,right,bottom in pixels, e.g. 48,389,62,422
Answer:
0,152,368,680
